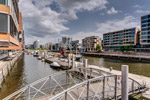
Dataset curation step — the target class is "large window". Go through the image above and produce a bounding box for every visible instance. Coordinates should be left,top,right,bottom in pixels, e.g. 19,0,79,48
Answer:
0,14,8,33
0,0,8,5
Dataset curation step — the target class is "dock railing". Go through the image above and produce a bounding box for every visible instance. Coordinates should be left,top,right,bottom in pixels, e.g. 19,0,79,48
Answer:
2,67,146,100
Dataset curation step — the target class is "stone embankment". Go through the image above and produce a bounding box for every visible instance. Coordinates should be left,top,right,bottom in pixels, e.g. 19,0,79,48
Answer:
0,52,23,87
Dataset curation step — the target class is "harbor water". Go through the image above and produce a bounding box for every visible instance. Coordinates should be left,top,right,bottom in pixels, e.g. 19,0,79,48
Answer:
0,53,150,99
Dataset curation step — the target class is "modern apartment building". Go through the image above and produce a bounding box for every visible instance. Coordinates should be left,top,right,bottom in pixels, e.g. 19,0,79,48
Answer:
103,27,140,51
141,14,150,49
82,36,101,52
0,0,24,50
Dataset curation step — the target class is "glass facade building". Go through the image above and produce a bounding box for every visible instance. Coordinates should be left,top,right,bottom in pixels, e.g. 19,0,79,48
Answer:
103,27,139,51
141,15,150,46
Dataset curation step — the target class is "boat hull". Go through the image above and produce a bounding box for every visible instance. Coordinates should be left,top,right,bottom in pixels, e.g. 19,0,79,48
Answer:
50,64,61,69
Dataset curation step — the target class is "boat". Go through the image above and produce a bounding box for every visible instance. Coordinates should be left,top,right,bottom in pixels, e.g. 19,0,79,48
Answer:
33,54,38,57
75,54,82,60
37,56,42,60
50,62,61,69
42,59,45,62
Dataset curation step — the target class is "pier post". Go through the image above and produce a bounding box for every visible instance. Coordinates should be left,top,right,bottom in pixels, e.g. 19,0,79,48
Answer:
84,59,88,80
68,54,71,68
72,54,75,68
121,65,129,100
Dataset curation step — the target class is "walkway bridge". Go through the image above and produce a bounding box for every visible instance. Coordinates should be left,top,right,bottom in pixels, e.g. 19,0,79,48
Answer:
3,68,146,100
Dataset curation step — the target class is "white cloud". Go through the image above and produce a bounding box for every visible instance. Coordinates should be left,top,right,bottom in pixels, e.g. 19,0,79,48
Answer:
107,7,119,14
19,0,69,37
97,16,140,38
48,15,140,44
135,9,150,14
133,5,143,9
55,0,108,11
19,0,108,44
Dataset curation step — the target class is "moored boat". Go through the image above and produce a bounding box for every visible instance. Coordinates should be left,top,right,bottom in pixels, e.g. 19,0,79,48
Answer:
37,56,42,60
50,62,60,69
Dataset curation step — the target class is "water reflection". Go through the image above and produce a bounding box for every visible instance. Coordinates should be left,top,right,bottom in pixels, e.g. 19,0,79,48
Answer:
0,53,61,99
83,56,150,77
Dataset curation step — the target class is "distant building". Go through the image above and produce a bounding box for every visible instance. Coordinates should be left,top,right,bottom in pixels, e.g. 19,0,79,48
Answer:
70,40,79,50
140,14,150,51
61,36,72,50
103,27,140,52
40,45,45,49
53,43,59,50
25,44,34,49
82,36,101,52
33,40,40,49
45,43,53,50
103,27,140,51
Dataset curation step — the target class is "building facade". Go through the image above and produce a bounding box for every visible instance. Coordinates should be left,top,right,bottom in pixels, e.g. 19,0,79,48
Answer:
141,14,150,50
33,40,40,49
0,0,24,50
45,43,53,50
82,36,101,52
61,36,72,50
70,40,79,50
103,27,140,52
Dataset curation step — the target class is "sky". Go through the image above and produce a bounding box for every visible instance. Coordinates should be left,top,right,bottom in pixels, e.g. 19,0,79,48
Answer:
19,0,150,45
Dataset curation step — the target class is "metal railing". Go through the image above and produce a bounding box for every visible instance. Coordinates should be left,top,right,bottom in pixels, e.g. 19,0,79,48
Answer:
2,68,146,100
51,75,145,100
2,67,106,100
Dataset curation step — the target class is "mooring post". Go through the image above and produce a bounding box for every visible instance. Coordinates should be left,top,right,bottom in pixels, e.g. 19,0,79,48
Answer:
84,59,88,80
72,54,75,68
102,76,105,99
68,54,71,68
121,65,129,100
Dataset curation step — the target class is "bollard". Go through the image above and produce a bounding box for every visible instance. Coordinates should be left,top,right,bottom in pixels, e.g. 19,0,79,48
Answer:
84,59,88,80
72,54,75,68
68,54,71,68
121,65,129,100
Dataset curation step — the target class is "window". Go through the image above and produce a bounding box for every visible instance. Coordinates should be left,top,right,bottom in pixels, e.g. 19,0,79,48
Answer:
0,14,8,33
0,0,8,5
142,16,148,20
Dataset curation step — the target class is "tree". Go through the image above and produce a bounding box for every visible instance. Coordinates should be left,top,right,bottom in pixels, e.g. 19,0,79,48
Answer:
119,45,133,52
95,44,101,51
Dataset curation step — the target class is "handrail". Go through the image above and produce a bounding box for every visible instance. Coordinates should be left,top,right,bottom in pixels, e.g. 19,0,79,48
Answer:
2,67,145,100
51,75,145,100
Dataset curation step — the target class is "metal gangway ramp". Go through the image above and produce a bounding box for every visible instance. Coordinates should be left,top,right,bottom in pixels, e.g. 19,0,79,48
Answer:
3,68,146,100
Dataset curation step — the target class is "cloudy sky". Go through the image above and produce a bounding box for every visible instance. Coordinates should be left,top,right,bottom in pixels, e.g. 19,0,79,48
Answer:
19,0,150,44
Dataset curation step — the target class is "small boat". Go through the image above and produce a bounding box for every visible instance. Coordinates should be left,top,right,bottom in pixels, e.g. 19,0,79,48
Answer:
50,62,60,69
42,59,45,62
75,54,82,60
38,56,42,60
33,54,38,57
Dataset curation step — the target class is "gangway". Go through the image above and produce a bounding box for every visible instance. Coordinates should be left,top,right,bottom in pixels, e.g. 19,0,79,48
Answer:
2,68,146,100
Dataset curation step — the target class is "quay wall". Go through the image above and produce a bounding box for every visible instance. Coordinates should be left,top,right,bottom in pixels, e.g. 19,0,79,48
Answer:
82,52,150,62
0,52,23,87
